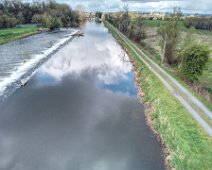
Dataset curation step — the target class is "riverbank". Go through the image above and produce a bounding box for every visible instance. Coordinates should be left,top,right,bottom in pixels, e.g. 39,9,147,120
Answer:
0,27,46,45
104,21,212,170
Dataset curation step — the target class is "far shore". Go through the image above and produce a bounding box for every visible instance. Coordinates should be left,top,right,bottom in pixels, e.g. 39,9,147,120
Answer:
0,27,49,45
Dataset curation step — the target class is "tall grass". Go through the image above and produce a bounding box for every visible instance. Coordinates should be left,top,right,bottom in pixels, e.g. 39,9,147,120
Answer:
0,27,39,44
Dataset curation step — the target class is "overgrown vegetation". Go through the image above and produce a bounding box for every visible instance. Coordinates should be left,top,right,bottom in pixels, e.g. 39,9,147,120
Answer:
106,5,146,43
105,21,212,170
158,7,181,65
0,0,82,30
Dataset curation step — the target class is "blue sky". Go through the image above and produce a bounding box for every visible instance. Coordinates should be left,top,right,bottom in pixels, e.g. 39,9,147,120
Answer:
60,0,212,14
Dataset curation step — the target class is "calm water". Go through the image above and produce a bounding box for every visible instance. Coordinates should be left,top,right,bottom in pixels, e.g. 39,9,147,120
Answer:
0,22,165,170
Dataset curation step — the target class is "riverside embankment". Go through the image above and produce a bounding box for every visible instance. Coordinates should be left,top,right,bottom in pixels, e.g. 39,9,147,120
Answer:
104,21,212,170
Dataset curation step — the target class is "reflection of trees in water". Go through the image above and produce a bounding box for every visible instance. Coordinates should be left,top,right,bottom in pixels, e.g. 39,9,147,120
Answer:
119,50,129,63
52,57,72,71
115,42,130,63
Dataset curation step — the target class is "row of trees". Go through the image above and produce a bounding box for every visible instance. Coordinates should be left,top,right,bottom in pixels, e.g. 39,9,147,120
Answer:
106,5,146,43
184,17,212,31
0,0,83,29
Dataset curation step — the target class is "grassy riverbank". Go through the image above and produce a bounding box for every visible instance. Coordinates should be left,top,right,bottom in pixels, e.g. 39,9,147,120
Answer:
104,21,212,170
0,27,40,45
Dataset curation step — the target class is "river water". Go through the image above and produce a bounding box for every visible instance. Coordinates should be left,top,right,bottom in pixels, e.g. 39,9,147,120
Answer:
0,22,165,170
0,28,76,102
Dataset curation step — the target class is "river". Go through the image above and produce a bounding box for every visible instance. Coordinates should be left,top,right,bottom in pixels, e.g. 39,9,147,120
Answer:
0,21,165,170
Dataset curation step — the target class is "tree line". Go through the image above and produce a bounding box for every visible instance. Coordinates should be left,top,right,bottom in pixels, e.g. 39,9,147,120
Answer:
184,17,212,31
0,0,83,30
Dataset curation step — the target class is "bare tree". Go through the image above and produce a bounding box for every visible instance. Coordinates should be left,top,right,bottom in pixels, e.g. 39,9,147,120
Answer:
119,3,130,32
159,7,182,65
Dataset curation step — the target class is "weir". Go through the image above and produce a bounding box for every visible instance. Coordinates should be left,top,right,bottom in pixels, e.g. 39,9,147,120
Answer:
0,29,78,102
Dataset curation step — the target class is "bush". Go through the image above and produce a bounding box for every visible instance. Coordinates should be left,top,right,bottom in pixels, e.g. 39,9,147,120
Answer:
33,13,62,30
180,45,210,81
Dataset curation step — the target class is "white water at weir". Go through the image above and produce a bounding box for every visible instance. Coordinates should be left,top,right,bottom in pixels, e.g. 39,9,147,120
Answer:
0,29,78,102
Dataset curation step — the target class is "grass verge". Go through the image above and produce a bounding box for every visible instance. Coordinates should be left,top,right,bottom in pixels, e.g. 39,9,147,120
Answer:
0,27,40,45
104,21,212,170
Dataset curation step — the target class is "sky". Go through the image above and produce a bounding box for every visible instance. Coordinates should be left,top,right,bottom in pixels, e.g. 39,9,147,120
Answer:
60,0,212,14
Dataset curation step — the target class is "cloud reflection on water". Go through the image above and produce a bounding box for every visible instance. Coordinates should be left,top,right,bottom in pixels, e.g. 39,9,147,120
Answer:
38,22,132,90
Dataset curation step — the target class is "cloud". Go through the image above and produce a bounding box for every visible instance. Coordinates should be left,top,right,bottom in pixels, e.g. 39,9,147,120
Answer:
62,0,211,14
19,0,212,14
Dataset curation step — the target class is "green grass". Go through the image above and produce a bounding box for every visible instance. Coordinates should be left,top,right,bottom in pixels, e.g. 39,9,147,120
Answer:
144,19,212,35
0,27,39,45
105,21,212,170
144,19,184,28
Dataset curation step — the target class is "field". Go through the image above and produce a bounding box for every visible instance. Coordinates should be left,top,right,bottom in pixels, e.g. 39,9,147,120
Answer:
142,19,212,104
0,27,39,45
144,19,212,35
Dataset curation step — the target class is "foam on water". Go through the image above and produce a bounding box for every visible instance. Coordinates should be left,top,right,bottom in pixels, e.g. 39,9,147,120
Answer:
0,29,79,101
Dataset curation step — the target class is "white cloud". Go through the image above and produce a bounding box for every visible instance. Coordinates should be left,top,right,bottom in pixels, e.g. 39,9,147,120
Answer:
66,0,212,14
125,0,212,14
22,0,212,14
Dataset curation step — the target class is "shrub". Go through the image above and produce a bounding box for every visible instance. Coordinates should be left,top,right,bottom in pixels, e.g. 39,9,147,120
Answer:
49,17,62,30
180,45,210,81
